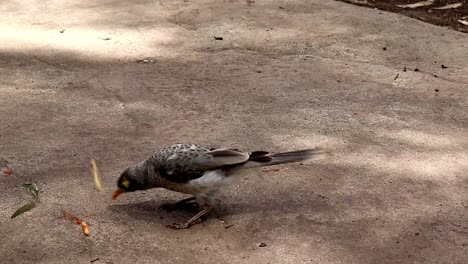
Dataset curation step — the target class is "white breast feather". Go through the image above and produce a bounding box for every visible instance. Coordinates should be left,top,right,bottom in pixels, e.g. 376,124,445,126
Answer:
187,170,239,196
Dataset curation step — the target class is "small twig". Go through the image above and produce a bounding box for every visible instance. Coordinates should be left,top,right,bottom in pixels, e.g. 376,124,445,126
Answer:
394,73,399,80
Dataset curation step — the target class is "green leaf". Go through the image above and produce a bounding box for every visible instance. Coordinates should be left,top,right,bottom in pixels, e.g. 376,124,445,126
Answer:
22,183,39,199
11,201,36,219
10,183,39,219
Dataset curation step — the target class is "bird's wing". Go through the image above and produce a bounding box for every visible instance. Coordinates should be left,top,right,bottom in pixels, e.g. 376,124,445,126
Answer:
191,148,250,169
158,146,250,183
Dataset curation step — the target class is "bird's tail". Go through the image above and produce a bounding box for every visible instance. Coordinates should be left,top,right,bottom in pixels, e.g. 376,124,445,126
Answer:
242,148,324,169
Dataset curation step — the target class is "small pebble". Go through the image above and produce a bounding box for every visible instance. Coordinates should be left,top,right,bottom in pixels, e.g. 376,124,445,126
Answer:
258,242,267,247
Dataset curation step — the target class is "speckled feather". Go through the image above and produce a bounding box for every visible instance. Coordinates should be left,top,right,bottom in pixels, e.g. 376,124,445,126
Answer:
147,144,212,183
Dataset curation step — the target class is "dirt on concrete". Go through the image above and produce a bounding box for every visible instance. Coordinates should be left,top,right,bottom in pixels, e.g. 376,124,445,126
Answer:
1,0,468,264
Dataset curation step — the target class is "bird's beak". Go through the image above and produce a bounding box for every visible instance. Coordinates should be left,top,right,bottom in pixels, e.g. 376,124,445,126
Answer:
112,189,125,200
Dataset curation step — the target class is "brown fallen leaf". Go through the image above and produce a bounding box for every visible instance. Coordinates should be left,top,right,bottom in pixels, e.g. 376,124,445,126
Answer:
3,169,13,175
60,209,84,225
60,209,92,236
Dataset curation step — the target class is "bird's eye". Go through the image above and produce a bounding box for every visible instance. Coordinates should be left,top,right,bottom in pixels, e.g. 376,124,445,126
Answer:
122,180,130,189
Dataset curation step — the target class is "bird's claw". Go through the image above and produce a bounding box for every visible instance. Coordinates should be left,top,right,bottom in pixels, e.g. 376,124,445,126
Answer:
166,223,189,229
166,219,202,230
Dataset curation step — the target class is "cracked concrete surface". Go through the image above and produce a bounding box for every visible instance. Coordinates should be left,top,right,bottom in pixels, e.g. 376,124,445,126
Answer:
1,0,467,263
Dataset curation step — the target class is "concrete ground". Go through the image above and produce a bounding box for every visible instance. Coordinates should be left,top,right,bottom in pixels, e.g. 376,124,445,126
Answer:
1,0,467,263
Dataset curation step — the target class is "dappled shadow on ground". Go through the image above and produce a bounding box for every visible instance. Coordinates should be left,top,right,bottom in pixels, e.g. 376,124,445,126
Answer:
1,1,468,263
1,43,467,262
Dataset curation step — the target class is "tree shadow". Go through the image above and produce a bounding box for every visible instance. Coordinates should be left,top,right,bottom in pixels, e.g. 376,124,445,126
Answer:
1,2,468,262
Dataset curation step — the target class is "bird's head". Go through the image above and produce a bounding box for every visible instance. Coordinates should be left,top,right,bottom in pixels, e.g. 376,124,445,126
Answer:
112,168,145,200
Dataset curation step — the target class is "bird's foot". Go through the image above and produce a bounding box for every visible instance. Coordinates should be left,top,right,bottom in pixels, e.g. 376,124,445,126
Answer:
165,205,214,230
166,219,202,230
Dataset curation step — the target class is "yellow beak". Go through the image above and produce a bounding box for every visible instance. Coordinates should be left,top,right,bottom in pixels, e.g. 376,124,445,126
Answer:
112,189,125,200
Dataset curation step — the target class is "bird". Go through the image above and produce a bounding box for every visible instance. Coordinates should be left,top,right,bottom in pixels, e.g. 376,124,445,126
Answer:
113,143,323,229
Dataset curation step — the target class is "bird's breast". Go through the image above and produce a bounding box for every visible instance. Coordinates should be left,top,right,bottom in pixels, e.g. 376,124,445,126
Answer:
160,169,238,197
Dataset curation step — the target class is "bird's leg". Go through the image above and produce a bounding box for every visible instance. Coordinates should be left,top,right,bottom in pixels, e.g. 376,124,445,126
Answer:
166,204,214,230
159,197,198,211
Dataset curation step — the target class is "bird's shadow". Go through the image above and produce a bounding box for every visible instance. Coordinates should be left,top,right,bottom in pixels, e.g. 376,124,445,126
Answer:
108,199,199,224
107,164,338,224
107,191,333,225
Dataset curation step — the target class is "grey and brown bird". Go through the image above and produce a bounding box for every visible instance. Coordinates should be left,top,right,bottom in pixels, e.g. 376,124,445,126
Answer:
113,144,323,229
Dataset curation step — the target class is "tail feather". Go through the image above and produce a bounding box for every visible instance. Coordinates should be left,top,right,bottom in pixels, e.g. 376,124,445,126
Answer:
244,148,324,168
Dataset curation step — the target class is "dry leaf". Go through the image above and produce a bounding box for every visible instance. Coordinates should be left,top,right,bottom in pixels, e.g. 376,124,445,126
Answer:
60,209,84,224
434,3,462,10
60,209,92,236
91,159,103,191
397,0,434,8
136,59,155,63
459,19,468,26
